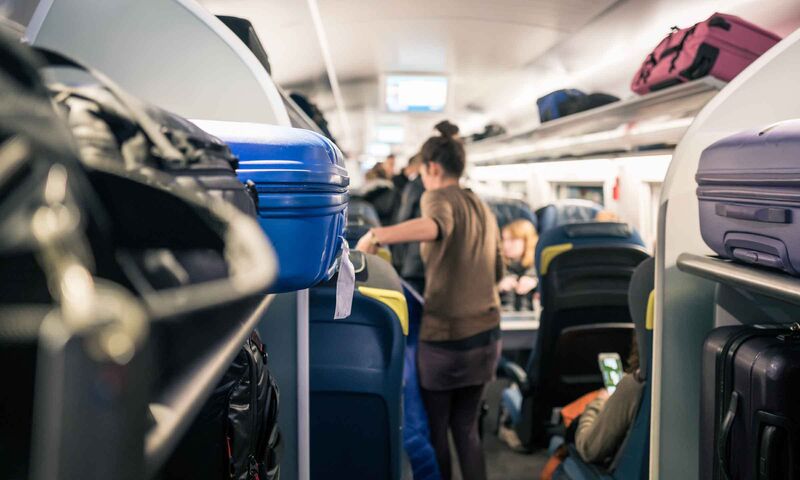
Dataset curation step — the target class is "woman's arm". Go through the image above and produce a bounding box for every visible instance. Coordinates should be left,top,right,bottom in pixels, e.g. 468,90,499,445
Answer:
355,217,439,254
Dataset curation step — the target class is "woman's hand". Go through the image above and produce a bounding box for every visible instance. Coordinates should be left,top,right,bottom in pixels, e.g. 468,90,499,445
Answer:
498,275,518,292
515,275,538,295
355,231,379,255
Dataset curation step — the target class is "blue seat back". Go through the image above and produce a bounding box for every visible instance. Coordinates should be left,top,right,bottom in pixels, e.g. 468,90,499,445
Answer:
535,200,602,234
553,258,655,480
308,252,406,480
484,197,538,230
515,223,647,447
401,283,442,480
611,257,655,479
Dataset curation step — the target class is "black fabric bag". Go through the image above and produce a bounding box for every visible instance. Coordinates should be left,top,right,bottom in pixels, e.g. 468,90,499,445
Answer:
36,48,281,478
38,49,257,217
701,325,800,480
0,35,147,480
0,32,97,480
288,92,337,143
164,330,281,480
560,93,620,117
217,15,272,75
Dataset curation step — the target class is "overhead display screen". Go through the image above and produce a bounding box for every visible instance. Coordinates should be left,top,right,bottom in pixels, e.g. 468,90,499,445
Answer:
385,75,448,113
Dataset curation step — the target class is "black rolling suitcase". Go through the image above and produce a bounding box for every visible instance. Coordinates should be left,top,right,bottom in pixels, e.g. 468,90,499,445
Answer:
701,324,800,480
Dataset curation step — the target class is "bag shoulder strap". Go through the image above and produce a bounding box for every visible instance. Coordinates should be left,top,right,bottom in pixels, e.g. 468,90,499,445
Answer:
34,48,185,165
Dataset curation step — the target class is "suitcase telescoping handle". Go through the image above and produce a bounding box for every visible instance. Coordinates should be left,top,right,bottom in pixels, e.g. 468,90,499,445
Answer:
33,48,186,166
715,203,791,224
718,390,739,480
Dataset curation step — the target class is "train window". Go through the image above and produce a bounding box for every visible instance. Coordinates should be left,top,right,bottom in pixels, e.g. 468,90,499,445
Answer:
501,181,529,201
555,183,604,205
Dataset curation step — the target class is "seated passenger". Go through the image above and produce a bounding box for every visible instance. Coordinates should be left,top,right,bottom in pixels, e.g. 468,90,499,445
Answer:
359,163,398,225
574,339,643,465
595,209,620,222
498,219,538,311
539,339,641,480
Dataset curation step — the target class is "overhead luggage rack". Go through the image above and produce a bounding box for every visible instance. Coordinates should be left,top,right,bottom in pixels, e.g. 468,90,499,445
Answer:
468,77,725,165
677,253,800,306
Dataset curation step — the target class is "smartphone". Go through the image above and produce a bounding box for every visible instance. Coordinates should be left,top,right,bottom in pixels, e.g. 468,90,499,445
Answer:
598,352,624,394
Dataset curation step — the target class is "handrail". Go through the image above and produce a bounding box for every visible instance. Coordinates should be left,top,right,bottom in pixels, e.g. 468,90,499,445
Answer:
676,253,800,306
144,293,275,477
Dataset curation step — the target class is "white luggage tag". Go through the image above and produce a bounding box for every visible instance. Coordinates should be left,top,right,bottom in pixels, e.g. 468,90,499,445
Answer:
334,239,355,319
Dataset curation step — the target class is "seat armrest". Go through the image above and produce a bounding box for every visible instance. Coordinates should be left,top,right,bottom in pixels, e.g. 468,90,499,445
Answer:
497,357,530,393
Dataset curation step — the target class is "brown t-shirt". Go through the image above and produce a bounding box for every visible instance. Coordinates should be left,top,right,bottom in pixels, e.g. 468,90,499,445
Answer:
419,185,502,341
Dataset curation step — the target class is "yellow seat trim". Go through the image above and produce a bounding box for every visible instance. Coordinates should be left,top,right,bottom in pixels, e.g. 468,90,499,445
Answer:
646,290,655,330
376,247,392,265
358,286,409,336
539,243,574,275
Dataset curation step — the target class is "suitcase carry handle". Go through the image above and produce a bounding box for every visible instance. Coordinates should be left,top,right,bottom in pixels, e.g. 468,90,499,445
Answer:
718,390,739,480
715,203,791,224
33,48,186,166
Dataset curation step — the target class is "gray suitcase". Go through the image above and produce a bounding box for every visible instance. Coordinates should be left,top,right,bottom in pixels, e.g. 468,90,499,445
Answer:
697,120,800,275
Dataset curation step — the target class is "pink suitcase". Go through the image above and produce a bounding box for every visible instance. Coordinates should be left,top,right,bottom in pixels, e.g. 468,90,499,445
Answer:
631,13,781,94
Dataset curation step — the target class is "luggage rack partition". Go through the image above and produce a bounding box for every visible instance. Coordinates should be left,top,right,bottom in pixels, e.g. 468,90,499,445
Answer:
676,253,800,306
144,294,276,477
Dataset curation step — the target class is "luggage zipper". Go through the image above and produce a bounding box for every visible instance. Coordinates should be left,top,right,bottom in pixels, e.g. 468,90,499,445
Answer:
252,336,272,474
248,455,261,480
697,187,800,207
239,338,260,478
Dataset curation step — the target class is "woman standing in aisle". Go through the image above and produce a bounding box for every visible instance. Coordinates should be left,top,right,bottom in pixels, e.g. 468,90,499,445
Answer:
357,120,503,480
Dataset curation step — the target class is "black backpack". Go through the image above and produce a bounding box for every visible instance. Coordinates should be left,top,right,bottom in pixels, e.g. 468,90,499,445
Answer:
164,330,281,480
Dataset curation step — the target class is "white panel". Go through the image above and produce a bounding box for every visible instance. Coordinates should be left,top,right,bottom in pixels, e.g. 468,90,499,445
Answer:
29,0,290,125
654,30,800,479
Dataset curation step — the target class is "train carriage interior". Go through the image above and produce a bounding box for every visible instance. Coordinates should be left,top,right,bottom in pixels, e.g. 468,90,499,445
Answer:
3,0,800,479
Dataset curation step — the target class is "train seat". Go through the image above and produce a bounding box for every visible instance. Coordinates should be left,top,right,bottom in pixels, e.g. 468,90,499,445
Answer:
555,257,655,479
484,197,538,230
499,222,649,449
535,200,603,234
308,251,407,480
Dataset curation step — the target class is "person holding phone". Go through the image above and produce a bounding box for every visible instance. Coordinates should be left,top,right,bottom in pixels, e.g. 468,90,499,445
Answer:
574,339,643,464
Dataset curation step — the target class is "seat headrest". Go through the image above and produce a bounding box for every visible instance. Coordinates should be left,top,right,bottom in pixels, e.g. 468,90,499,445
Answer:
563,222,631,239
347,200,380,227
628,257,655,380
535,200,602,233
484,198,538,229
535,222,646,275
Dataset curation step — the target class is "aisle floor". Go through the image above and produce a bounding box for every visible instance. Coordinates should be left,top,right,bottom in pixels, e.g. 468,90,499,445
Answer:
451,378,549,480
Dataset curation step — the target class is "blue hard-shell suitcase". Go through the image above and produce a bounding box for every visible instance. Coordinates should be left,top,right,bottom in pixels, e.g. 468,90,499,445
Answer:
697,120,800,276
195,120,349,293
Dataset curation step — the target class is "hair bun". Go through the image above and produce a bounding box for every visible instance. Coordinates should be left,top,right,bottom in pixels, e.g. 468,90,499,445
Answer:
434,120,459,138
